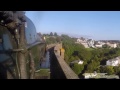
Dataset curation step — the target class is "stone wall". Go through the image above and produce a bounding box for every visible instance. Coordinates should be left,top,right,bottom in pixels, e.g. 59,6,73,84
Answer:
50,43,79,79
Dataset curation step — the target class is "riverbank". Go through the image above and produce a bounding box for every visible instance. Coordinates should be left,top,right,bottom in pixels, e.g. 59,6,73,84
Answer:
35,69,50,79
35,51,50,79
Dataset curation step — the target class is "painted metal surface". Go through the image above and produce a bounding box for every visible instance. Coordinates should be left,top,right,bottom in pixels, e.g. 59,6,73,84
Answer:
0,16,43,62
0,34,13,62
25,16,42,46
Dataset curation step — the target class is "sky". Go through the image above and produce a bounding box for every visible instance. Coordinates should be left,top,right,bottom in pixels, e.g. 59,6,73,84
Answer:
26,11,120,40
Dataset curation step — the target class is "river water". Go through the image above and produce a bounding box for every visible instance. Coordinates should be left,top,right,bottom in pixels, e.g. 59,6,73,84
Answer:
40,51,50,69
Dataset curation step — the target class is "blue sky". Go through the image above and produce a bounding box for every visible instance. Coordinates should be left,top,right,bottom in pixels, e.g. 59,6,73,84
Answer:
26,11,120,40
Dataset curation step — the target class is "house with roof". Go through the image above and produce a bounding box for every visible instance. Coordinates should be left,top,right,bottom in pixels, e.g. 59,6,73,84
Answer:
106,56,120,66
87,39,95,48
83,71,119,79
95,44,103,48
70,60,84,65
76,38,89,48
70,60,84,67
106,42,117,48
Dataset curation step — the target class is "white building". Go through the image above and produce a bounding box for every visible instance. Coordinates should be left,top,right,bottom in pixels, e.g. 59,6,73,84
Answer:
76,38,96,48
81,43,89,48
87,39,95,48
83,73,98,79
95,44,102,48
70,60,84,65
98,41,105,45
78,60,84,64
43,36,46,40
106,57,120,66
83,72,119,79
83,71,107,79
106,42,117,48
77,38,81,43
76,38,89,48
113,43,117,48
77,38,86,43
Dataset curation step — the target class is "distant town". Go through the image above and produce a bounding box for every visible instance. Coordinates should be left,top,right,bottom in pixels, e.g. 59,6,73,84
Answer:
75,37,120,48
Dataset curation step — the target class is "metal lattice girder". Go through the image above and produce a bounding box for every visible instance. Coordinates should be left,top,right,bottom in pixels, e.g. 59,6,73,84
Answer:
0,11,26,30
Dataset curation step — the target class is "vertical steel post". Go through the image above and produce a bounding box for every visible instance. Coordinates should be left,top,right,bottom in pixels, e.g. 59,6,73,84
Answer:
29,51,35,79
18,22,27,79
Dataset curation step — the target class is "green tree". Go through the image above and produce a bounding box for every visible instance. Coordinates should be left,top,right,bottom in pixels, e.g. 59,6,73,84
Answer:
113,66,120,74
100,66,114,75
60,34,120,76
78,49,91,62
56,36,61,43
50,32,53,36
69,56,80,62
46,37,56,44
71,63,84,75
54,32,58,36
85,60,100,73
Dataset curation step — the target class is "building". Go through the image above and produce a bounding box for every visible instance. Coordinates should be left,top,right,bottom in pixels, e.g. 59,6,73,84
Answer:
83,73,98,79
78,60,84,64
95,44,103,48
70,60,84,67
83,72,119,79
106,57,120,66
77,38,86,43
70,60,84,65
77,38,82,43
106,42,117,48
76,38,89,48
81,43,89,48
76,38,96,48
87,39,95,48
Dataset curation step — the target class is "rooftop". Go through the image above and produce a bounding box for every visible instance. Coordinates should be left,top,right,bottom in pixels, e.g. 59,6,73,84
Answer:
70,60,83,63
83,73,119,79
107,56,120,62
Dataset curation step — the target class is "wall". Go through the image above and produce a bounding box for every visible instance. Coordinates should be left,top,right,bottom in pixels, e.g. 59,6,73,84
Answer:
50,44,79,79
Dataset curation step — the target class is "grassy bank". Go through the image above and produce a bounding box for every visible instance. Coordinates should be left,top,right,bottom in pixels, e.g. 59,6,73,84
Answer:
35,69,50,79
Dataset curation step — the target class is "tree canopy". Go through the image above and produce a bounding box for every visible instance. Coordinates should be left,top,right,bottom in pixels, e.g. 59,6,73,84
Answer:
54,32,58,36
44,33,120,77
50,32,53,36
